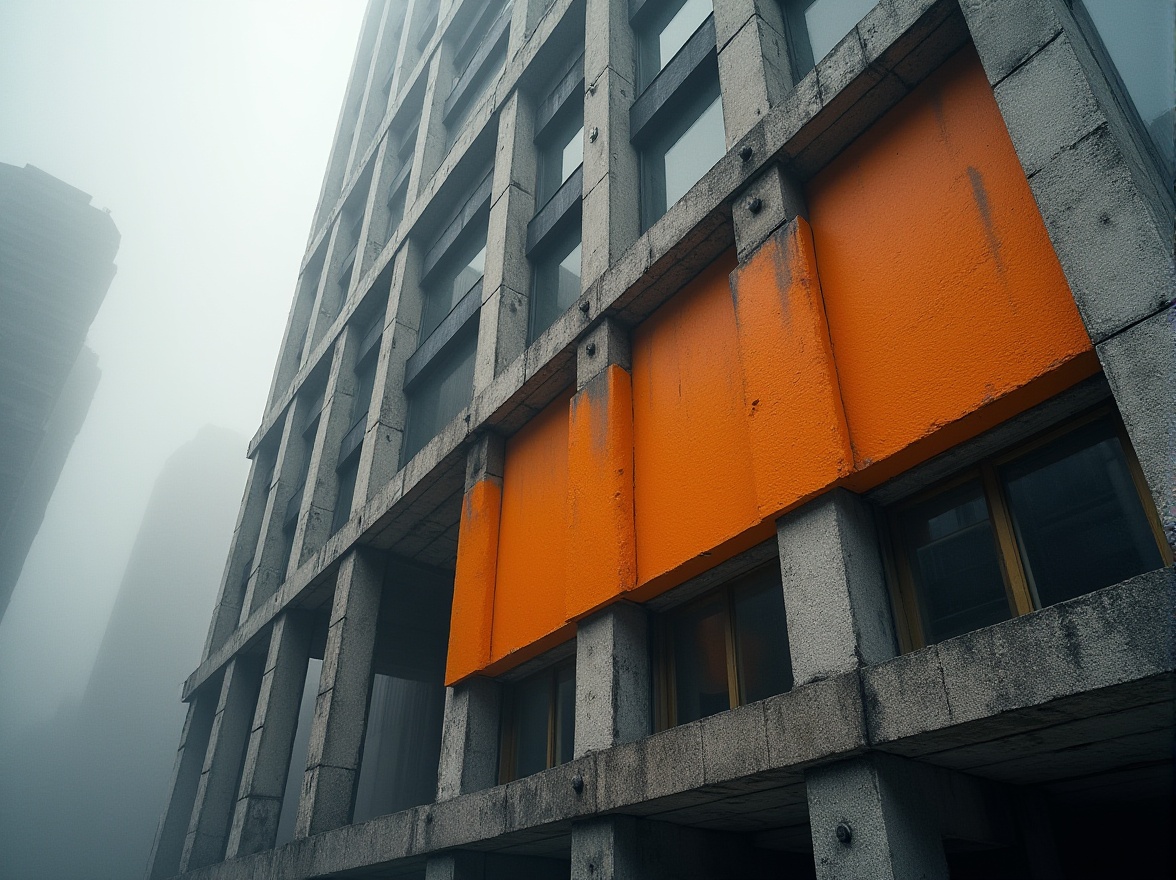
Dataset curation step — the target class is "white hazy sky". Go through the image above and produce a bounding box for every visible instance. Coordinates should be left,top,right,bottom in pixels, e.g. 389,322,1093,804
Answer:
0,1,367,732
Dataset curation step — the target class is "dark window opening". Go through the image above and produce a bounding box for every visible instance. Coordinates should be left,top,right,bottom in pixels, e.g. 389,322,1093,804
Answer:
500,658,575,782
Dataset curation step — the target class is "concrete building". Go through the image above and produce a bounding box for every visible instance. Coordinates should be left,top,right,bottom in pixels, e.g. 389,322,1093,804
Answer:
0,163,119,623
151,0,1175,878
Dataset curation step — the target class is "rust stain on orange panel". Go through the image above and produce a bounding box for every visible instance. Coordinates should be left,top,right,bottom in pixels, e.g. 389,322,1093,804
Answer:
445,478,501,686
806,46,1095,471
567,363,637,619
490,388,573,665
730,217,854,519
631,251,762,589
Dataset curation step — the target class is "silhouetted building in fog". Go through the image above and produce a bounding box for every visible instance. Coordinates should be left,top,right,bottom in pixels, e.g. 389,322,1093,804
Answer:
0,426,247,880
0,162,119,622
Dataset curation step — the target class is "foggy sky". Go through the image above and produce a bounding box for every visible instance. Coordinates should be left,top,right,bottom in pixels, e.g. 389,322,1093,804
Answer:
0,1,366,738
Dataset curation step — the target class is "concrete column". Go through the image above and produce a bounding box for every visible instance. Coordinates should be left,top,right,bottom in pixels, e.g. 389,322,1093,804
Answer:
425,852,487,880
295,548,385,837
265,260,324,410
731,161,807,262
713,0,793,147
573,602,650,756
571,816,642,880
388,0,427,100
224,612,314,858
474,89,537,391
776,489,896,686
147,692,217,880
581,0,639,287
805,754,949,880
343,0,400,176
436,676,503,799
180,655,263,871
304,219,354,355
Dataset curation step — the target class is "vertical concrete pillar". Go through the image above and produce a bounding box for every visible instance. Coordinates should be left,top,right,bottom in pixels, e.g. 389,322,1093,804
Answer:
573,602,650,756
303,216,349,358
571,816,642,880
581,0,639,287
295,548,385,837
410,48,454,198
425,851,487,880
387,0,426,100
147,691,217,880
776,489,896,686
713,0,793,147
344,0,400,176
435,676,503,799
474,89,537,391
805,754,949,880
731,162,807,262
224,612,313,858
180,655,263,871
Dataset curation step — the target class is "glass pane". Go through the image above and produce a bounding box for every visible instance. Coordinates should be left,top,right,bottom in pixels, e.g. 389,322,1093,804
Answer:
401,322,478,465
537,103,584,203
802,0,878,64
562,126,584,184
1078,0,1174,174
1001,420,1164,609
420,218,487,340
275,658,322,845
732,570,794,704
898,480,1011,644
553,663,576,766
641,0,713,87
354,673,447,821
529,221,582,342
671,593,731,724
511,673,551,779
331,457,359,534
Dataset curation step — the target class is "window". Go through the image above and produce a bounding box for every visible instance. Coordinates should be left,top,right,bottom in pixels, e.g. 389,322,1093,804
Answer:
279,390,324,581
385,124,418,243
443,0,512,148
332,312,382,534
528,53,584,342
499,658,576,782
1067,0,1175,183
631,0,726,230
656,565,794,729
778,0,878,79
274,656,323,845
888,412,1171,649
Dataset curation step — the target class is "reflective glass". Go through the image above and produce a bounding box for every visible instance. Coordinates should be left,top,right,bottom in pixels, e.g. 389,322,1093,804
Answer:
671,593,730,723
511,672,551,779
1000,420,1163,608
1078,0,1174,175
640,0,713,88
731,571,793,704
529,221,582,342
537,105,584,203
642,76,725,229
898,480,1011,644
802,0,878,65
275,658,322,845
401,322,478,464
420,223,487,341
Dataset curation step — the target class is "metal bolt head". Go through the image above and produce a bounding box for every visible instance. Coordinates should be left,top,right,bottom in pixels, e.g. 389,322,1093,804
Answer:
835,822,852,845
739,145,754,162
588,126,599,142
572,774,585,793
586,342,597,357
579,301,591,315
747,196,763,214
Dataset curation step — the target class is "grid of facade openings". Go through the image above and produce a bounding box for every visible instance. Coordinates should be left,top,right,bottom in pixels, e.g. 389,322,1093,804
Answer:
151,0,1175,878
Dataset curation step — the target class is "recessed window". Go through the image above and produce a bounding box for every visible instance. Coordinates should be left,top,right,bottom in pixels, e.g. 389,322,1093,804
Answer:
529,219,582,342
889,412,1171,649
780,0,879,78
500,659,576,781
536,104,584,205
657,566,794,728
402,320,478,464
640,78,725,226
637,0,713,90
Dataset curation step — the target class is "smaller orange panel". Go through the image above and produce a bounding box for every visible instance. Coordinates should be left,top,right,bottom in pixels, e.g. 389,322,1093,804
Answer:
730,217,854,520
446,478,501,685
567,364,638,619
491,389,573,665
807,46,1094,469
631,250,762,589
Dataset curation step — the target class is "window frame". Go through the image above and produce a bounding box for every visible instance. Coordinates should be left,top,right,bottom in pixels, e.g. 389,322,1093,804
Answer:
498,656,576,783
884,407,1172,652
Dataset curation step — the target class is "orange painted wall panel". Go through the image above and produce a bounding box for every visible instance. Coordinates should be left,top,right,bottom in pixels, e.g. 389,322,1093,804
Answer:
446,478,501,685
491,388,573,666
631,252,761,589
807,47,1095,478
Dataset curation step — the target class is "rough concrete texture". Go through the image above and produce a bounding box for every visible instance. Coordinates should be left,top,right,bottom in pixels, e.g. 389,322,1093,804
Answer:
576,316,631,389
805,754,949,880
1096,305,1176,551
732,161,807,260
436,676,502,799
573,602,650,755
777,490,897,685
149,695,217,879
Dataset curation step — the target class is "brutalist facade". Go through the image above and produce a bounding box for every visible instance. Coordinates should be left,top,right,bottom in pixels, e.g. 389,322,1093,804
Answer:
150,0,1175,878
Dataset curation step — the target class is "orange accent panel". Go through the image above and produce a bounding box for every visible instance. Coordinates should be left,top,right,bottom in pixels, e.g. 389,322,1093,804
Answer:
631,251,763,589
806,46,1095,471
567,364,638,619
490,388,573,666
730,217,854,519
446,478,501,685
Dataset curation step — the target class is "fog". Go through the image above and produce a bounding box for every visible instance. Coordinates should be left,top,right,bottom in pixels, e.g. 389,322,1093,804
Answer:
0,2,365,876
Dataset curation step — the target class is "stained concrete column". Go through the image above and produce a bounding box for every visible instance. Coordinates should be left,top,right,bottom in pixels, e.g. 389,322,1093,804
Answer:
147,691,217,880
179,655,263,872
571,816,642,880
224,612,313,858
776,489,896,686
713,0,793,146
581,0,639,286
573,602,649,756
436,676,503,799
805,754,949,880
425,851,488,880
473,89,537,391
731,161,807,263
295,548,385,837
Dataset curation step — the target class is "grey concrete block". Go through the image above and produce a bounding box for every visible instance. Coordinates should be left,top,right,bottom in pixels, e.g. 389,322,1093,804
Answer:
717,15,789,146
296,763,358,838
570,815,639,880
958,0,1063,85
573,601,649,755
505,754,598,830
731,161,806,261
764,672,867,768
436,676,503,800
575,316,631,388
699,701,769,783
416,785,509,851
